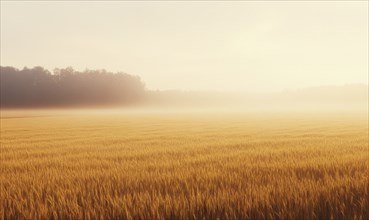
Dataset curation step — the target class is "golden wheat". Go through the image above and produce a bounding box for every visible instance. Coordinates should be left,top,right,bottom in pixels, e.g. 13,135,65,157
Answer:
1,111,368,219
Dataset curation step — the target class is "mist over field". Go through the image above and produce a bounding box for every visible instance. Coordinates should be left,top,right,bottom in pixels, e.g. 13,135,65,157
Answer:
1,66,367,113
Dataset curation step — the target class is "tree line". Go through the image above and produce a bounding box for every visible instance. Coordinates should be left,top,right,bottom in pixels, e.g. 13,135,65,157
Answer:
0,66,146,108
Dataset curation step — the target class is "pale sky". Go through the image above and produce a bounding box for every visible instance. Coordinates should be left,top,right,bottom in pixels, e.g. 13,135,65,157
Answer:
1,1,368,92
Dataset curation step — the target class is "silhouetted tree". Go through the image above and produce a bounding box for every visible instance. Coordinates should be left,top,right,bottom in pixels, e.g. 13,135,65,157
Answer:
0,66,145,108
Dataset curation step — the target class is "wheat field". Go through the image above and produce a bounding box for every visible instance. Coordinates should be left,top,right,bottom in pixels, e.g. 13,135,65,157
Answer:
1,110,368,219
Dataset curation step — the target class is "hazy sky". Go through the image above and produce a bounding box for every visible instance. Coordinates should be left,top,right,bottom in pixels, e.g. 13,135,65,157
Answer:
1,1,368,92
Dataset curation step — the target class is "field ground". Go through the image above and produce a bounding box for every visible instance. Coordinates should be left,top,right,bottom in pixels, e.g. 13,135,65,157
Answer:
1,110,368,219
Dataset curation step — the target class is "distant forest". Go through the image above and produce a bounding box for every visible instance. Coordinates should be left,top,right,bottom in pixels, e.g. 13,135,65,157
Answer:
0,66,145,107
